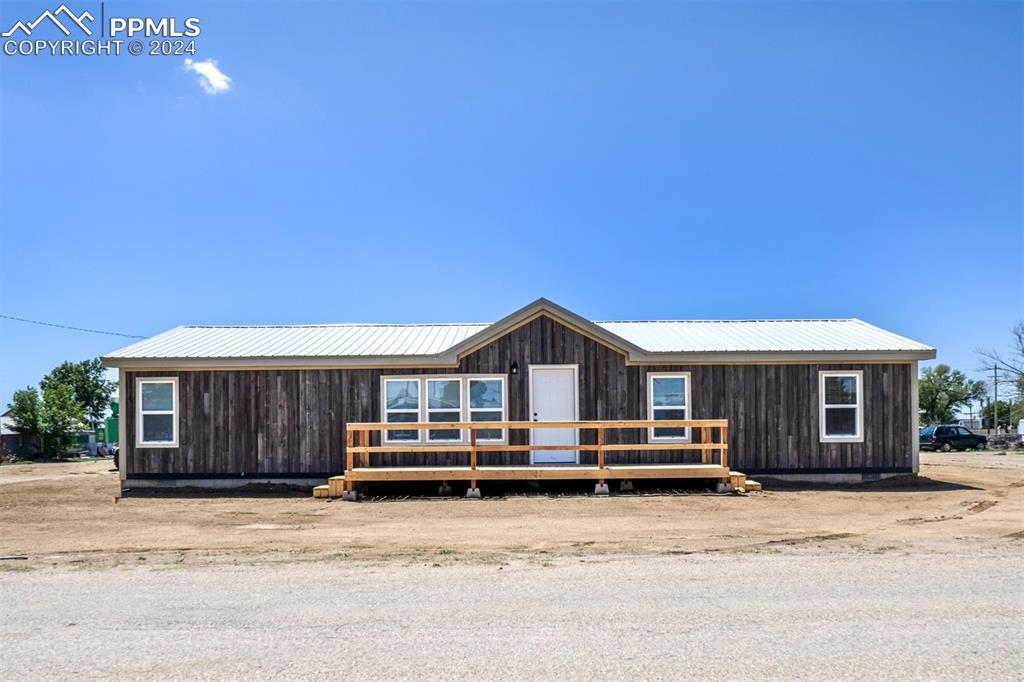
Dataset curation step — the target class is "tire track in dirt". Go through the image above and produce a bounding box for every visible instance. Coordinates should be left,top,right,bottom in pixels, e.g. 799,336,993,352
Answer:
664,532,860,555
898,499,999,525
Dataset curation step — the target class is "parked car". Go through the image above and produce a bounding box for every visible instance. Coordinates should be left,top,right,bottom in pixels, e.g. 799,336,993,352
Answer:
920,425,988,452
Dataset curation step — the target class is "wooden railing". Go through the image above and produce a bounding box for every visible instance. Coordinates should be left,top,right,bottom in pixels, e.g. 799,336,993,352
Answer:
344,419,729,474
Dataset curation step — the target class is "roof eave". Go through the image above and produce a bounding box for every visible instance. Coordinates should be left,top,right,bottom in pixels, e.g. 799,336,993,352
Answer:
101,347,936,370
628,348,936,364
100,354,461,370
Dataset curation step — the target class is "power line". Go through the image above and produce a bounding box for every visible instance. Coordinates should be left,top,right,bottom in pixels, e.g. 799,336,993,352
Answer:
0,314,146,339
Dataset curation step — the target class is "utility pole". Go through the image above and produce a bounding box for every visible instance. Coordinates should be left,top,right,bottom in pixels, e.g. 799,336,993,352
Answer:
993,365,999,433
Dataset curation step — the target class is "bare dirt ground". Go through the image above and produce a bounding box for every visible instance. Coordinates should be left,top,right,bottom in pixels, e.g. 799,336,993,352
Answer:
1,453,1022,679
1,452,1022,568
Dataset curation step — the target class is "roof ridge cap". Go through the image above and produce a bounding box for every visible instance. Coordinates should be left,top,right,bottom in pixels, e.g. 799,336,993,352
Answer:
181,322,493,329
595,318,857,323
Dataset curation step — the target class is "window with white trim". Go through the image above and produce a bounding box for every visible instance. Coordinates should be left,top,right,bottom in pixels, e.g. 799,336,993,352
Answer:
380,376,506,444
648,373,690,441
137,378,178,447
426,378,462,442
468,378,505,442
819,371,863,442
384,379,420,443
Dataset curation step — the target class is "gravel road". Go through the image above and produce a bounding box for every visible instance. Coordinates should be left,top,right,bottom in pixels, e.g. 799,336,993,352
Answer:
2,549,1020,680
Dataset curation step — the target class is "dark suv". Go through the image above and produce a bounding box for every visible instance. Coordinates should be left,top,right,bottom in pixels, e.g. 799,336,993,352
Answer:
920,425,988,452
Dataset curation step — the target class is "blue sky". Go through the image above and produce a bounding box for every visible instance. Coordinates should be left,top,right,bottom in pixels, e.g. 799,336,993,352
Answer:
1,1,1021,407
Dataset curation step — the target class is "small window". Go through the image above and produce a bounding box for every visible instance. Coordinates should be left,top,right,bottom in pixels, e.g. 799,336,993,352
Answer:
819,371,863,442
427,378,462,442
137,378,178,447
469,378,505,442
384,379,420,443
648,373,690,441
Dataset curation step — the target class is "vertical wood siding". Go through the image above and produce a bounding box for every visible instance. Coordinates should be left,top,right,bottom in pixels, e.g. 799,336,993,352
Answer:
124,315,915,477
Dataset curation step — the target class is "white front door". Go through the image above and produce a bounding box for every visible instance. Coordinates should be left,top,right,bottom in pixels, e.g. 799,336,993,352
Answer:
529,366,578,464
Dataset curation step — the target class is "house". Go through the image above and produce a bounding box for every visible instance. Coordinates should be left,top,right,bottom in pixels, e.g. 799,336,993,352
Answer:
0,410,98,458
1,408,32,455
100,298,935,496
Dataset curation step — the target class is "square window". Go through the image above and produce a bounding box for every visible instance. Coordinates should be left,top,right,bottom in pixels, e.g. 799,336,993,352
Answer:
469,379,503,409
386,380,419,410
824,408,857,437
142,414,174,443
141,382,174,411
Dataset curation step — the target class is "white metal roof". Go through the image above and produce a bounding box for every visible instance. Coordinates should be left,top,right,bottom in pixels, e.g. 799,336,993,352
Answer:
104,323,490,359
596,319,933,354
104,314,932,363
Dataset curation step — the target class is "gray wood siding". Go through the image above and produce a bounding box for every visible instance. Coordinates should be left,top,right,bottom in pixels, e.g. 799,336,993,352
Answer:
124,315,915,477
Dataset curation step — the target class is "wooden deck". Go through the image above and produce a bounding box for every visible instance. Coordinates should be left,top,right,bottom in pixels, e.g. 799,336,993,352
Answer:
318,419,744,499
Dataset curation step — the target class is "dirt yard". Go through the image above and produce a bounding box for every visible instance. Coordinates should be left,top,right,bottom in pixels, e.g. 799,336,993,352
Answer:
1,452,1021,568
2,453,1022,679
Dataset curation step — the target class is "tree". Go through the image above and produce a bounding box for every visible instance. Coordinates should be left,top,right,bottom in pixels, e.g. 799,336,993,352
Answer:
981,400,1022,426
918,364,986,425
39,382,84,455
978,322,1024,388
41,359,115,428
7,387,43,452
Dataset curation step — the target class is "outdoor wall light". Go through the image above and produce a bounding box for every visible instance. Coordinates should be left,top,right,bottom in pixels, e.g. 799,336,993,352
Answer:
511,361,519,375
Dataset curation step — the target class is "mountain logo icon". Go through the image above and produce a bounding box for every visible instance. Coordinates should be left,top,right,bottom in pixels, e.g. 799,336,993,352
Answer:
2,4,95,37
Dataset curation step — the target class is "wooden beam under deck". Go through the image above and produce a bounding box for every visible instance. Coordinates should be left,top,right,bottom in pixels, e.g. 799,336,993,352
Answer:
344,464,729,483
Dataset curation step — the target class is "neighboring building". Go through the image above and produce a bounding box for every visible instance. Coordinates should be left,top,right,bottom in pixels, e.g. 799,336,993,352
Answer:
1,408,32,455
101,298,935,492
1,409,97,457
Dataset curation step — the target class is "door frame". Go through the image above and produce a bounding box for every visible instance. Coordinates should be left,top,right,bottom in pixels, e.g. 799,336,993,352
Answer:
527,364,580,464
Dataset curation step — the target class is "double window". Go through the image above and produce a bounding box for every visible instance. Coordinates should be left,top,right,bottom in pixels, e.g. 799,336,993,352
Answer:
647,373,691,441
383,376,506,444
136,377,178,447
819,371,863,442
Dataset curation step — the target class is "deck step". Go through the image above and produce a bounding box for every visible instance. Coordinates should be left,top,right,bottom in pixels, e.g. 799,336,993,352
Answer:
744,479,763,492
327,475,347,498
729,471,747,489
313,485,330,499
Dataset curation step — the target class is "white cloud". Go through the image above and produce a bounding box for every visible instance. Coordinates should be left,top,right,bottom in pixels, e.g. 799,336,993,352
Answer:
183,58,232,95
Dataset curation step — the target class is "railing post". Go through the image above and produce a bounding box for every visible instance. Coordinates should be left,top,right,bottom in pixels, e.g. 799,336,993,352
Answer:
470,426,478,490
720,424,728,470
361,429,370,468
701,426,710,464
597,426,606,477
470,427,478,471
346,425,354,477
